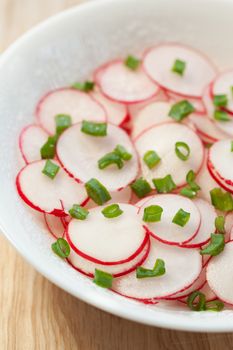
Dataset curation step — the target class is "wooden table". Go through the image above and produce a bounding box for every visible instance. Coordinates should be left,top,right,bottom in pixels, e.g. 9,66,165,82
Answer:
0,1,233,348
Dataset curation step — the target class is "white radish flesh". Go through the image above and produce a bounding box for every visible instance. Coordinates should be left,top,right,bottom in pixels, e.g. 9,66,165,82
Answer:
19,125,49,164
207,160,233,194
139,194,201,245
85,187,132,209
225,212,233,241
66,204,148,264
16,160,88,216
208,140,233,185
143,44,216,98
44,213,65,238
95,60,159,104
56,123,139,191
212,71,233,114
189,114,228,142
196,152,218,202
134,122,204,187
36,88,106,134
207,241,233,304
112,238,202,300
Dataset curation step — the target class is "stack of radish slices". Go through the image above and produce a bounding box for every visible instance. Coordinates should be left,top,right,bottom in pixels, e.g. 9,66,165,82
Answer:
17,43,233,311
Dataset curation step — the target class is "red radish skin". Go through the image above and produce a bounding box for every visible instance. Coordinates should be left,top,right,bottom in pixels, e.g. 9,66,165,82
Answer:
56,123,139,191
143,43,217,99
211,71,233,115
44,213,66,239
19,124,49,164
207,159,233,194
36,88,107,134
66,204,149,265
196,151,218,202
94,59,159,104
225,212,233,242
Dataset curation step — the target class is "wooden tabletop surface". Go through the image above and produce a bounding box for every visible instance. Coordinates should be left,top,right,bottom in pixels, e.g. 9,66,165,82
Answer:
1,0,233,349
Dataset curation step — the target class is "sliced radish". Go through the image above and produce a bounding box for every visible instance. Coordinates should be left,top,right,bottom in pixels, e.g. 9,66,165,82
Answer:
36,88,106,134
16,160,88,216
66,203,148,265
95,59,159,104
143,44,217,98
67,238,150,278
207,241,233,305
207,160,233,194
85,186,132,209
167,91,206,114
225,212,233,242
131,101,172,139
56,123,139,191
202,85,215,117
139,194,201,245
19,124,49,164
44,213,65,239
91,89,128,126
208,140,233,186
112,238,202,300
196,152,218,202
134,122,204,187
199,281,217,302
182,199,216,248
211,70,233,114
215,119,233,137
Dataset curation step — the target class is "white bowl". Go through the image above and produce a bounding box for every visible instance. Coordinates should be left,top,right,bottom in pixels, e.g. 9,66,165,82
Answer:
0,0,233,332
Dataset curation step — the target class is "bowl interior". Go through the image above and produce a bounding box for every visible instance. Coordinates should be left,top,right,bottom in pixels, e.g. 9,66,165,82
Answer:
0,0,233,332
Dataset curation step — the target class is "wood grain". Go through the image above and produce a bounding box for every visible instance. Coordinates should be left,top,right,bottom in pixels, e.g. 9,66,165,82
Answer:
0,1,233,349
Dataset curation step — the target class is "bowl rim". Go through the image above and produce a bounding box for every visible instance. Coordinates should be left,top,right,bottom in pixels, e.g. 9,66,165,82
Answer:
1,0,233,332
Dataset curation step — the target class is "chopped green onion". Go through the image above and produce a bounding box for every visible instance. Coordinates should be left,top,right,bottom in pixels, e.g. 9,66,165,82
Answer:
175,141,190,161
136,259,165,279
205,143,213,149
172,208,190,227
42,160,60,179
215,215,225,234
93,269,113,288
152,174,177,193
231,141,233,152
114,144,132,161
51,238,70,258
125,55,140,70
69,204,89,220
205,300,224,312
130,177,152,198
143,150,161,169
102,204,123,218
55,114,72,135
186,170,200,192
72,81,95,92
180,187,197,199
213,94,228,108
214,109,230,122
200,233,225,256
171,59,186,76
187,291,206,311
40,135,57,159
143,205,163,222
210,187,233,212
85,178,111,205
98,152,123,170
81,120,107,137
168,100,195,122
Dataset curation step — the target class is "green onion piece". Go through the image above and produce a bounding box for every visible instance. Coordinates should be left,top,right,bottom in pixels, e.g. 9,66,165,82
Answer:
143,205,163,222
213,94,228,107
205,143,213,149
210,187,233,212
55,114,72,135
172,208,190,227
85,178,111,205
171,59,186,76
130,177,152,198
93,269,113,288
214,109,230,122
72,80,95,92
40,135,57,159
114,144,132,161
186,170,201,192
215,215,225,234
200,233,225,256
136,259,166,279
81,120,107,137
143,150,161,169
205,300,224,312
231,141,233,152
124,55,140,70
51,238,70,258
180,187,197,199
187,291,206,311
69,204,89,220
102,204,123,218
175,141,190,161
152,174,177,193
168,100,195,122
42,160,60,179
98,152,123,170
